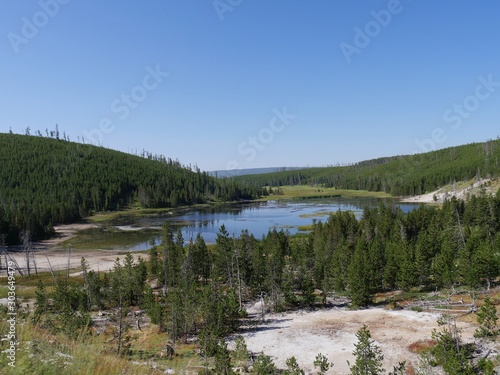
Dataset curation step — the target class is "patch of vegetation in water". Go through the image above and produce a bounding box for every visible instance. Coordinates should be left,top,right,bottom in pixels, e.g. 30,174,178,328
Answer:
299,211,337,218
87,204,216,225
293,194,342,200
297,224,314,231
58,227,161,251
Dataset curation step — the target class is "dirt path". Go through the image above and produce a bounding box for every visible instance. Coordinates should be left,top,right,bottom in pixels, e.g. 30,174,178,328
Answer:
231,303,476,374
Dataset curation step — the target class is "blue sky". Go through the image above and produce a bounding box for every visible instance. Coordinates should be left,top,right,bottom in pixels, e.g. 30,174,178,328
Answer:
1,1,500,171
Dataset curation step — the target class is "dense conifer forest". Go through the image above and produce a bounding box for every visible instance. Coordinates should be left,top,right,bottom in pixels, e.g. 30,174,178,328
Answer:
0,132,263,244
236,139,500,196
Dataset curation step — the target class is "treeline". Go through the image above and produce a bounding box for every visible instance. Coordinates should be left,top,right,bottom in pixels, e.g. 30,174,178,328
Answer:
236,138,500,196
0,133,264,244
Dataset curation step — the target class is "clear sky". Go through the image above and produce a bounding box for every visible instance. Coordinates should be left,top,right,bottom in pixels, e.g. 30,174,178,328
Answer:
1,1,500,171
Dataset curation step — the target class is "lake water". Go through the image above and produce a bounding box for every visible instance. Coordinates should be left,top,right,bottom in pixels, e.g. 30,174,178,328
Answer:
114,198,420,251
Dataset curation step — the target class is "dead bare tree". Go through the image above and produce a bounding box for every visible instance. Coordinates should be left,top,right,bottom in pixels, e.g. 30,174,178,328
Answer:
66,245,72,277
1,234,23,277
0,234,6,270
454,207,466,250
37,246,57,283
20,230,37,277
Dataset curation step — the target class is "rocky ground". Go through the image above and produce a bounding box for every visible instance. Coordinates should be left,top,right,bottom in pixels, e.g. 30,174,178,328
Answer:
229,299,485,374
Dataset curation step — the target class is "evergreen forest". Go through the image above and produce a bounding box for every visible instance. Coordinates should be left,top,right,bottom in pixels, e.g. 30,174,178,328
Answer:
236,138,500,196
0,133,263,244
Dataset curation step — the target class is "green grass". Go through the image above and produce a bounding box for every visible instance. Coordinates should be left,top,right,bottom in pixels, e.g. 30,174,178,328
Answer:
0,318,164,375
0,306,209,375
258,185,392,201
0,272,85,299
0,285,37,300
297,224,314,231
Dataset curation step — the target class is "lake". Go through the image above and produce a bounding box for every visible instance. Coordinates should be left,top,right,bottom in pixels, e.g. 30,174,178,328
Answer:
111,198,420,251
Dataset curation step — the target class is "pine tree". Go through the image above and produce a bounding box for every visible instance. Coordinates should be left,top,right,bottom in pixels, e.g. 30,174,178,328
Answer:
213,340,233,375
348,239,373,308
430,315,474,375
193,233,211,283
33,280,48,324
284,356,304,375
253,353,279,374
472,243,498,290
313,353,334,374
397,243,418,292
233,336,250,363
349,325,384,375
214,225,234,285
474,297,498,338
161,222,174,291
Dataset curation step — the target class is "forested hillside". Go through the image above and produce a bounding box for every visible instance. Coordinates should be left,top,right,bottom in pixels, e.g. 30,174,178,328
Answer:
0,133,262,243
236,139,500,196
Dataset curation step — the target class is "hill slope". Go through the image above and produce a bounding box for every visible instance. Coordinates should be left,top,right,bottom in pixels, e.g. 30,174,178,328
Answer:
0,133,261,243
236,139,500,196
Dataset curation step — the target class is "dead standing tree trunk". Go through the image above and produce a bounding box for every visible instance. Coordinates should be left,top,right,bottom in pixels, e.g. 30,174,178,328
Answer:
20,230,36,277
1,234,24,277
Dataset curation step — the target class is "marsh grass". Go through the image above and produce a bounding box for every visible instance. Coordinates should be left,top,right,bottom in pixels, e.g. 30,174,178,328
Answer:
297,224,314,231
57,227,160,251
88,204,214,224
298,211,337,218
259,185,392,201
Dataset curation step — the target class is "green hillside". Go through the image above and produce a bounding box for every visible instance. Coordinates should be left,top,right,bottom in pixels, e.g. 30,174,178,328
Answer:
0,133,262,243
236,139,500,195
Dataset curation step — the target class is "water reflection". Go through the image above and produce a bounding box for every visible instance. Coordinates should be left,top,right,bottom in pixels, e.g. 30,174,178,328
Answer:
120,198,420,251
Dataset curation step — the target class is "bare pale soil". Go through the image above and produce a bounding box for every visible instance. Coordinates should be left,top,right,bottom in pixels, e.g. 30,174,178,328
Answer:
401,178,495,204
1,223,148,277
231,301,477,374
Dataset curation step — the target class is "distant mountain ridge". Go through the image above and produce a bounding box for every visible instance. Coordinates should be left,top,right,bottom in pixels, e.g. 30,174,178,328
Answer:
209,167,304,177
